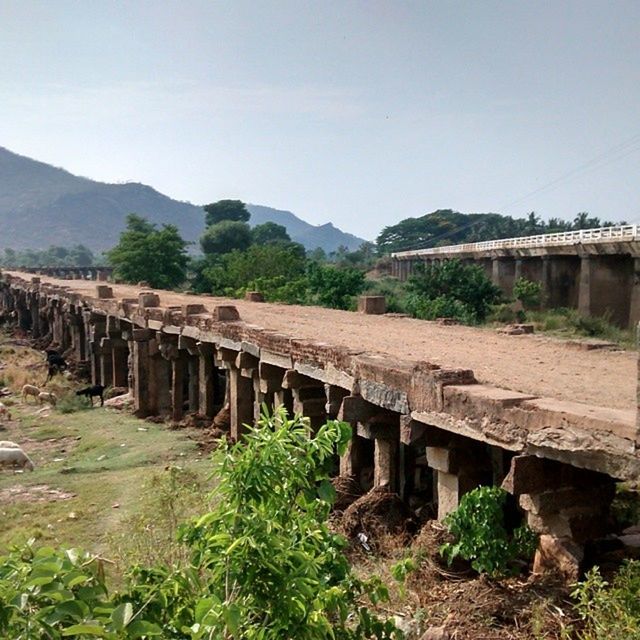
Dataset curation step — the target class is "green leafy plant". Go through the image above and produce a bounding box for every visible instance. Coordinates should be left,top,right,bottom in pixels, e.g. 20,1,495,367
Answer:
0,410,400,639
405,259,501,323
440,486,537,576
513,277,543,310
572,560,640,639
181,408,399,639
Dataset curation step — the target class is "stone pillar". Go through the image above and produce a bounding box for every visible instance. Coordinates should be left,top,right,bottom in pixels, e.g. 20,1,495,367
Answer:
491,257,515,296
99,338,114,387
502,455,615,582
578,255,593,316
229,366,254,440
374,437,398,490
427,442,491,520
282,370,327,431
198,343,216,418
29,295,41,339
514,258,522,283
171,351,187,422
112,339,129,388
258,362,285,418
90,319,107,385
150,350,172,417
628,258,640,329
132,329,151,417
187,355,199,412
541,256,551,306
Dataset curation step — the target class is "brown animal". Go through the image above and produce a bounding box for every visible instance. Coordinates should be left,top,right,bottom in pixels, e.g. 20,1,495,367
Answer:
21,384,41,404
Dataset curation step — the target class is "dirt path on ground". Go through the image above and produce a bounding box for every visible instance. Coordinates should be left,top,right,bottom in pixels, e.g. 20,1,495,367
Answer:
10,273,637,411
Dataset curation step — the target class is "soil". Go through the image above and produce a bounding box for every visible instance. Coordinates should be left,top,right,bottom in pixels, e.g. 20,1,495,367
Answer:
9,272,635,410
338,487,417,553
0,484,76,503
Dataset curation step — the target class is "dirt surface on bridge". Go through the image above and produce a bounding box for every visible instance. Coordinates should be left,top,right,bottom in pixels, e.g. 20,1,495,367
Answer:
12,273,636,411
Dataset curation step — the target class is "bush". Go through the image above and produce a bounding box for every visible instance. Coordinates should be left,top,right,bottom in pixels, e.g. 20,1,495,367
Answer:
440,486,537,576
513,277,543,309
56,392,93,414
406,259,501,323
572,560,640,639
306,263,366,310
0,410,399,639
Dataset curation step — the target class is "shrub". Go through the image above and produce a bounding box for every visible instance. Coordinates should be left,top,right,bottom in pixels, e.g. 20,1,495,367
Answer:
56,392,92,414
440,486,537,576
572,560,640,639
306,263,366,310
406,259,501,323
513,277,543,309
0,410,399,639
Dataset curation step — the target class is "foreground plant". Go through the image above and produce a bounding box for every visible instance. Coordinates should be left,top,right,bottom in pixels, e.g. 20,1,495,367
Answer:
440,486,537,576
0,409,399,639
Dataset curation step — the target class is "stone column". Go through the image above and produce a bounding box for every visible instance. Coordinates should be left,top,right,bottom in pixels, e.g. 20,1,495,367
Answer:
132,329,151,417
514,258,522,282
171,351,187,422
503,455,615,582
90,319,107,385
150,349,172,417
541,256,551,307
99,337,114,387
427,442,491,520
353,415,401,492
29,294,41,339
229,366,254,440
282,370,327,431
112,339,129,388
628,258,640,329
187,355,199,413
578,255,593,316
197,343,216,418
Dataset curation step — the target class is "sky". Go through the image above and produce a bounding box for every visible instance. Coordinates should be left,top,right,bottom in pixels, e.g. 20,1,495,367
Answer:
0,0,638,240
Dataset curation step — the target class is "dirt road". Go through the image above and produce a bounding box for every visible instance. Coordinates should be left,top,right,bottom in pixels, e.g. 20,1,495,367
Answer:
10,273,637,411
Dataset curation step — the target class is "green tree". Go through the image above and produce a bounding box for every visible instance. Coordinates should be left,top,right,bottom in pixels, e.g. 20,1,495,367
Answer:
405,259,501,323
203,199,250,226
181,409,398,639
106,214,189,289
202,243,307,300
200,220,252,256
251,221,291,245
306,263,366,310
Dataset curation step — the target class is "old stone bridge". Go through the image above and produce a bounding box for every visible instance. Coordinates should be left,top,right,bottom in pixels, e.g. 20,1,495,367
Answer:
1,269,639,577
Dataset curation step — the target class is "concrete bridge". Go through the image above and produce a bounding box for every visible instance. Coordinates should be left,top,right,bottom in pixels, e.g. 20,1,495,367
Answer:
391,225,640,328
1,269,639,578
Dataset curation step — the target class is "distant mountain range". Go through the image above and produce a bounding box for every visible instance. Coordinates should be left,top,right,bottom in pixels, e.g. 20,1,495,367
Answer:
0,147,365,253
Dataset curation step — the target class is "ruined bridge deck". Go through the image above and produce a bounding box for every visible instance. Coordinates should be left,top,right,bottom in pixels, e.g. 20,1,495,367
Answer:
8,271,635,411
3,270,638,482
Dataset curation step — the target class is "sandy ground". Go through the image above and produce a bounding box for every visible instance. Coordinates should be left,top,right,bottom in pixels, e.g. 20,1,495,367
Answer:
9,272,637,411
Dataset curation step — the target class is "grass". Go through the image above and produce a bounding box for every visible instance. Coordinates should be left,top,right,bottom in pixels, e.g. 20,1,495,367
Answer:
0,332,211,561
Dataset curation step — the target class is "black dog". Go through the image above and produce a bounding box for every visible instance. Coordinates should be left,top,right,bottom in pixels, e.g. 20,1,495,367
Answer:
76,384,105,407
45,352,67,383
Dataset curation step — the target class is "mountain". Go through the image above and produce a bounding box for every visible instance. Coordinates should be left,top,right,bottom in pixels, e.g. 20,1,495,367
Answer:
0,147,365,253
246,204,365,252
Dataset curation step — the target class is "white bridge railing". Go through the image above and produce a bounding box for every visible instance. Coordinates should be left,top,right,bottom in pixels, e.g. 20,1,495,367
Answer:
391,225,639,258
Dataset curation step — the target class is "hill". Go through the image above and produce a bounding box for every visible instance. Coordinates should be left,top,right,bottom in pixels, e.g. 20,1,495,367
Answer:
0,147,365,253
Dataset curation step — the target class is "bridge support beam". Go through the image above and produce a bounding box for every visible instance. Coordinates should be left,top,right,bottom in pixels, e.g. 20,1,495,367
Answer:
578,255,593,316
132,330,151,417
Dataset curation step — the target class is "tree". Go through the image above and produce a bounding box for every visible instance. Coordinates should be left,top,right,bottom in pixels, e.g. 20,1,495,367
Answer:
251,221,291,245
405,259,501,323
200,220,252,256
203,199,250,226
306,263,366,310
106,213,189,289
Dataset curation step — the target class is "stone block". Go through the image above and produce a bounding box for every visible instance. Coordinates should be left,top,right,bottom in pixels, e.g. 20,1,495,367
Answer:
212,305,240,321
519,483,615,516
138,291,160,308
533,535,583,583
96,285,114,299
182,303,207,316
31,277,41,284
245,291,265,302
409,364,476,413
357,295,386,315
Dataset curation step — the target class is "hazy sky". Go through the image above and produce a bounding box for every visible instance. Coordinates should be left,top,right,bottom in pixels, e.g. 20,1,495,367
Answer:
1,1,638,240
